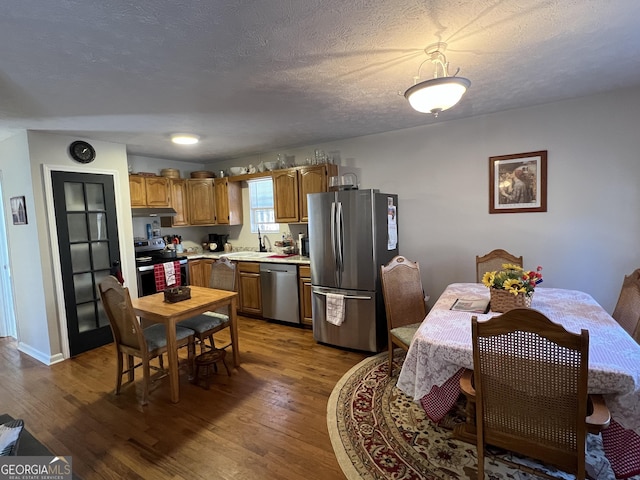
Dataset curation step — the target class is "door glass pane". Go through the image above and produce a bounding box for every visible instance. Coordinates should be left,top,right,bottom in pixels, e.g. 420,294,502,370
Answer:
70,244,90,272
73,272,94,303
89,213,107,240
94,270,110,291
67,213,88,242
64,183,86,211
92,243,110,270
95,271,111,328
86,183,105,211
97,302,110,328
77,303,97,333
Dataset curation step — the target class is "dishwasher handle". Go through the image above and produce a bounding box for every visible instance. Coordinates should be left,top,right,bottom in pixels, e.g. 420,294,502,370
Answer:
260,268,297,275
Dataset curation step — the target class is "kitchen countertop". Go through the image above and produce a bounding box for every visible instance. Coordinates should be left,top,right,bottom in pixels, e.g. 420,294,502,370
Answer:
181,251,310,265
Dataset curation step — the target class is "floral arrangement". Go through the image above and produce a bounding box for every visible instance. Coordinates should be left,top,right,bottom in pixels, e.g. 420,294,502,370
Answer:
482,264,543,297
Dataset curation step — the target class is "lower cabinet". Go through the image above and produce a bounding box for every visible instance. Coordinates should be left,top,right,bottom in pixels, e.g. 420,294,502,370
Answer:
188,258,214,287
238,262,262,315
298,265,312,326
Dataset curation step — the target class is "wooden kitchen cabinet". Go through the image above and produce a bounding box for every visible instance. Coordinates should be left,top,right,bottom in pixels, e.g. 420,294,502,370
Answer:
167,178,189,226
188,258,215,287
273,164,338,223
187,178,216,225
186,178,244,226
129,175,170,208
237,262,262,315
214,177,243,225
298,265,312,327
273,169,299,223
188,259,205,287
299,164,337,222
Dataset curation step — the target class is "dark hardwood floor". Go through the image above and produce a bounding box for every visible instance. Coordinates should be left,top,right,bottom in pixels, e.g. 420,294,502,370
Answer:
0,316,369,480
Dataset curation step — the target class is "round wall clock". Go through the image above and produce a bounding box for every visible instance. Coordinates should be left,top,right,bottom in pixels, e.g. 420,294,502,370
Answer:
69,141,96,164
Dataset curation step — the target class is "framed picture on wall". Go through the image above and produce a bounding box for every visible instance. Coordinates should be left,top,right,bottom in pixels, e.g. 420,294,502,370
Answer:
10,196,27,225
489,150,547,214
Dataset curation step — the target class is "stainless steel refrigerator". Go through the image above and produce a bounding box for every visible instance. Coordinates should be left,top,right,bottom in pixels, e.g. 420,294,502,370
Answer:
308,189,398,352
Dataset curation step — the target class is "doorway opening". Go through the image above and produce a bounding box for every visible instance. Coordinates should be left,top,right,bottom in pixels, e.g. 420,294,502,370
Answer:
0,171,17,339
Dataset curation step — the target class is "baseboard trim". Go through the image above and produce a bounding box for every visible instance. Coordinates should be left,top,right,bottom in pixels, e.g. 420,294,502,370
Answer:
17,342,65,365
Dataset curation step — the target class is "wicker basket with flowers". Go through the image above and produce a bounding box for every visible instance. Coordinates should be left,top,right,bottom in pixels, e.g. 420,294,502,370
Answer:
481,264,543,313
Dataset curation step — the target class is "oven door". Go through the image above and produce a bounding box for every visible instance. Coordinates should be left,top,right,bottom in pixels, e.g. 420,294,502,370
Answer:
136,259,189,296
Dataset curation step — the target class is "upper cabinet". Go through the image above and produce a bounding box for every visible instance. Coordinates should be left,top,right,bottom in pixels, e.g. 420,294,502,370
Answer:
167,178,189,226
188,178,216,225
273,169,299,223
273,164,338,223
214,177,243,225
129,175,170,208
298,165,337,222
185,177,243,226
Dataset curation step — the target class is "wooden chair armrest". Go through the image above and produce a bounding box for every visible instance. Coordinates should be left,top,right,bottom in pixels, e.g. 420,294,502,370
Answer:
587,394,611,433
459,368,475,398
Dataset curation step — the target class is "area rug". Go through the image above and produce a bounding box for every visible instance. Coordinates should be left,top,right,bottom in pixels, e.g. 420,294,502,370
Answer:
327,352,624,480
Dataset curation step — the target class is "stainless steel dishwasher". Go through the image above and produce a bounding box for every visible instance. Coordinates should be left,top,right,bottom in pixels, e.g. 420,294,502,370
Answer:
260,263,300,324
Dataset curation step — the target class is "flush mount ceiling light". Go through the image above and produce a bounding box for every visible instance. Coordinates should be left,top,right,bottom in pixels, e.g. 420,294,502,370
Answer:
170,133,200,145
404,44,470,116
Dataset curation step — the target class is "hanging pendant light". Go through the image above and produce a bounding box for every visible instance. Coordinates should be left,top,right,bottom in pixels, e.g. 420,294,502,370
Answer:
404,45,470,116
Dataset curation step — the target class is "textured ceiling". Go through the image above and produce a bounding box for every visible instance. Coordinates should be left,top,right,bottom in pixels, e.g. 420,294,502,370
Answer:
1,0,640,163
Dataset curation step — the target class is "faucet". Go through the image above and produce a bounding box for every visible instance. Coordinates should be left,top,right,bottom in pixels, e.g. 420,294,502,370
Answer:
258,228,267,252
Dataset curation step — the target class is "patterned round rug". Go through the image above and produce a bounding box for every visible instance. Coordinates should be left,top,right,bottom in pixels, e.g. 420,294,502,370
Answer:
327,352,617,480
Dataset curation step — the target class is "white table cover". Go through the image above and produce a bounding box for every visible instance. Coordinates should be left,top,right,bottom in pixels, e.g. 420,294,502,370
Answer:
397,283,640,435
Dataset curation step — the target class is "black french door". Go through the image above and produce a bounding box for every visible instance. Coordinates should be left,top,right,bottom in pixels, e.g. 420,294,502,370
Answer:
51,171,120,356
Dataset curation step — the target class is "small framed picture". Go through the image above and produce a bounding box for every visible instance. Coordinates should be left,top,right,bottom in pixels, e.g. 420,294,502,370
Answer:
489,150,547,214
10,196,27,225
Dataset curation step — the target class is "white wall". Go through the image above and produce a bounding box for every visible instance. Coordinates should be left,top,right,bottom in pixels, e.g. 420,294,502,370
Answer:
225,87,640,313
3,86,639,364
0,132,52,361
0,132,132,363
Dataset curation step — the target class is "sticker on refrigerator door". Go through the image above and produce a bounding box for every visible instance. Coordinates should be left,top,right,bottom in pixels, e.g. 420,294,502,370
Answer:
387,197,397,250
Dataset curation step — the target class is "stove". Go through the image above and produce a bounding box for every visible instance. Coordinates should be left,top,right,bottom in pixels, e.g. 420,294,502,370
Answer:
135,237,175,265
134,237,189,296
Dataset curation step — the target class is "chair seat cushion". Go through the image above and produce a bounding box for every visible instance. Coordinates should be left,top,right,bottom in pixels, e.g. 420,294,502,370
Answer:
391,323,421,346
143,324,193,351
178,312,229,334
0,419,24,456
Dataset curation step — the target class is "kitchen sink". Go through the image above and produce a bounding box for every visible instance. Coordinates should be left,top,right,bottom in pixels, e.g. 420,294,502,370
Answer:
220,251,274,259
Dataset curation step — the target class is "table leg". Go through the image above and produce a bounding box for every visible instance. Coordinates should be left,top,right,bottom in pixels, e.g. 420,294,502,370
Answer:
230,297,240,367
165,320,180,403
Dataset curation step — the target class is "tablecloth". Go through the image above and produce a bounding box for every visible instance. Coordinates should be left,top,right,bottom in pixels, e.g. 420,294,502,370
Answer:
397,283,640,478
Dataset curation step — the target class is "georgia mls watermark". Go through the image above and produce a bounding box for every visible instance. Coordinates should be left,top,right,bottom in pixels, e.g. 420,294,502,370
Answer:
0,456,72,480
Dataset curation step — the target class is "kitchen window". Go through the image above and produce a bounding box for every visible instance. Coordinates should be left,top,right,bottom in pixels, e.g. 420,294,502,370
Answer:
247,177,279,234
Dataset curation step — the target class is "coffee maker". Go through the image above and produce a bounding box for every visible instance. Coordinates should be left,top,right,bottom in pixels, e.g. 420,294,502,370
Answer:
301,236,310,257
208,233,228,252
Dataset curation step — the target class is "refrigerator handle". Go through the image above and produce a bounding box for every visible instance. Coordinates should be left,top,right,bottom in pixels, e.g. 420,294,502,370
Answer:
330,201,339,285
336,201,344,285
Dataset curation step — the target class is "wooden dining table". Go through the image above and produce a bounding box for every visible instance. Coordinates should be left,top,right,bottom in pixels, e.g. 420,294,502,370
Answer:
131,286,239,403
397,283,640,477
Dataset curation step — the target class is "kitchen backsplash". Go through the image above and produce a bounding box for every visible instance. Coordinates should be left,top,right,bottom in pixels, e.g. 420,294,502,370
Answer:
131,216,308,254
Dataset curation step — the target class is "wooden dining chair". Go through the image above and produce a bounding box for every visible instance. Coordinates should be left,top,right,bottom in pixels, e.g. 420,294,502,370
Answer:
612,268,640,344
460,308,610,480
475,249,523,283
99,276,195,405
178,257,237,356
380,256,427,376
